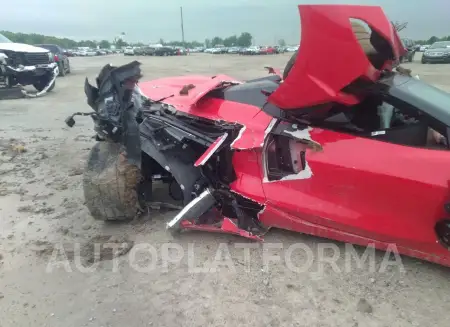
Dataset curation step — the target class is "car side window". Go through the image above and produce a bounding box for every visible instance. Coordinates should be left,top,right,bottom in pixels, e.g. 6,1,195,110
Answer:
370,97,448,149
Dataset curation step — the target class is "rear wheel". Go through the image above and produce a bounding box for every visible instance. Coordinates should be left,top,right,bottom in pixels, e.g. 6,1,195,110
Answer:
58,62,66,76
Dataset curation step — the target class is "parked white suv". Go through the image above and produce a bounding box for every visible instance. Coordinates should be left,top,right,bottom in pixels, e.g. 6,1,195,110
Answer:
0,33,58,97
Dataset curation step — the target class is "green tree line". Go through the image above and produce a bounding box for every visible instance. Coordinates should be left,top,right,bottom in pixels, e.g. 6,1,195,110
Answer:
415,35,450,45
1,30,254,49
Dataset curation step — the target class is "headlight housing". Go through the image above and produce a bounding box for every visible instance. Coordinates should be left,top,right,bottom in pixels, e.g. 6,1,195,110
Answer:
47,52,54,62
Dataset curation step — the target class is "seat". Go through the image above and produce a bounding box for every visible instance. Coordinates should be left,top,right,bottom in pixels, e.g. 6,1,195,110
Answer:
378,102,395,129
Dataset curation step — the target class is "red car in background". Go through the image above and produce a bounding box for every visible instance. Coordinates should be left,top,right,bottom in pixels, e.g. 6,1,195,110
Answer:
260,46,277,54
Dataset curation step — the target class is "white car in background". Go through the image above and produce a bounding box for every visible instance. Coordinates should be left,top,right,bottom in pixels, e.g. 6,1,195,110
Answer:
85,49,97,56
124,47,134,56
420,45,430,52
285,46,299,52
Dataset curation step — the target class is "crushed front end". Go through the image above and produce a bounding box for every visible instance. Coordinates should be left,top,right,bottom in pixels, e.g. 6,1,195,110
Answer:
0,50,58,98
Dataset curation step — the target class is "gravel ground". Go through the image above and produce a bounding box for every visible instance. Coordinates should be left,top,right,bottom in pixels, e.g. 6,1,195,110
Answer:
0,52,449,327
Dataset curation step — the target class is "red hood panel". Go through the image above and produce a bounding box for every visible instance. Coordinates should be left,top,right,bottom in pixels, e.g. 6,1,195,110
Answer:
268,4,405,110
139,74,241,110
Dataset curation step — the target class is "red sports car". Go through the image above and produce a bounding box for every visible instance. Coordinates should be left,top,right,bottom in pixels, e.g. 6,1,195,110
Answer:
67,4,450,268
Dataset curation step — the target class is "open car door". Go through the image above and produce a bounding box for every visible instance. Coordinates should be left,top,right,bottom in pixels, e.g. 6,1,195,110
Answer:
269,4,405,110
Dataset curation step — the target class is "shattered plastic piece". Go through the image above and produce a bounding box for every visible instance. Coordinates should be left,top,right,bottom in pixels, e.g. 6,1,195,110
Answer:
166,189,215,230
230,126,246,149
194,133,228,167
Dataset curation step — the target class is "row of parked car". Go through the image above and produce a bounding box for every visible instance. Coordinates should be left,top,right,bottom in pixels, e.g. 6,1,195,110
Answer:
203,45,299,55
68,49,122,56
121,45,299,56
124,46,187,56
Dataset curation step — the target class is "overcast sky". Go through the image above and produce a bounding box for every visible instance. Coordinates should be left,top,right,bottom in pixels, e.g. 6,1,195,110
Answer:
2,0,449,44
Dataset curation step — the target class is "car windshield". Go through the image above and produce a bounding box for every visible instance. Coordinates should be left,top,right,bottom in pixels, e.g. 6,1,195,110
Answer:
406,80,450,109
0,33,12,43
430,42,450,49
36,44,59,53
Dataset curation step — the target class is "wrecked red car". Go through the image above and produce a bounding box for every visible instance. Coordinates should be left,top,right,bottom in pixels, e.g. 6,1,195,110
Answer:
66,4,450,267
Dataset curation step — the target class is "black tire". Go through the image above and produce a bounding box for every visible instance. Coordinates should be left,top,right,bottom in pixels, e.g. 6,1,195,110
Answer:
421,58,427,64
83,142,142,221
33,77,55,92
58,63,66,76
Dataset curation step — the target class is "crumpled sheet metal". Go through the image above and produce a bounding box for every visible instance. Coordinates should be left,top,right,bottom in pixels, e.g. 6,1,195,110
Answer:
1,63,58,98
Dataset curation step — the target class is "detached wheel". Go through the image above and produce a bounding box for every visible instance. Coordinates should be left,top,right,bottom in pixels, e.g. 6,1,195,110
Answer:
83,142,142,221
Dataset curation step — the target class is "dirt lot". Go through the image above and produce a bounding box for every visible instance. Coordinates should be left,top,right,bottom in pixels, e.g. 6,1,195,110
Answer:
1,52,450,327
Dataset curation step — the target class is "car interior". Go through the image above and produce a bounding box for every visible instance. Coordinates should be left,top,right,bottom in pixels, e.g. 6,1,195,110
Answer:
304,20,449,150
310,94,448,150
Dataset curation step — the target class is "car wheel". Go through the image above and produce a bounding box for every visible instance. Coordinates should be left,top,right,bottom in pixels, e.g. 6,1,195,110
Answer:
58,63,66,77
421,58,427,64
83,142,142,221
33,77,55,92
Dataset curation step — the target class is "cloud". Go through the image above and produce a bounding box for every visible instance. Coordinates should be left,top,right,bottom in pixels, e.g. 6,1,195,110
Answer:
1,0,449,43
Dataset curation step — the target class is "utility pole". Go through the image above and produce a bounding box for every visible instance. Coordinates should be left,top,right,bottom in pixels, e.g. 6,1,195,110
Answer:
180,7,185,47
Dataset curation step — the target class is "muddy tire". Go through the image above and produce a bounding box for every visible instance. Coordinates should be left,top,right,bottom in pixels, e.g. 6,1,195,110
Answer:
83,142,142,221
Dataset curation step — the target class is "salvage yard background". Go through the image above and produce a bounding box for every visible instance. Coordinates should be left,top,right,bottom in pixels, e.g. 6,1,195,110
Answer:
1,52,449,327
